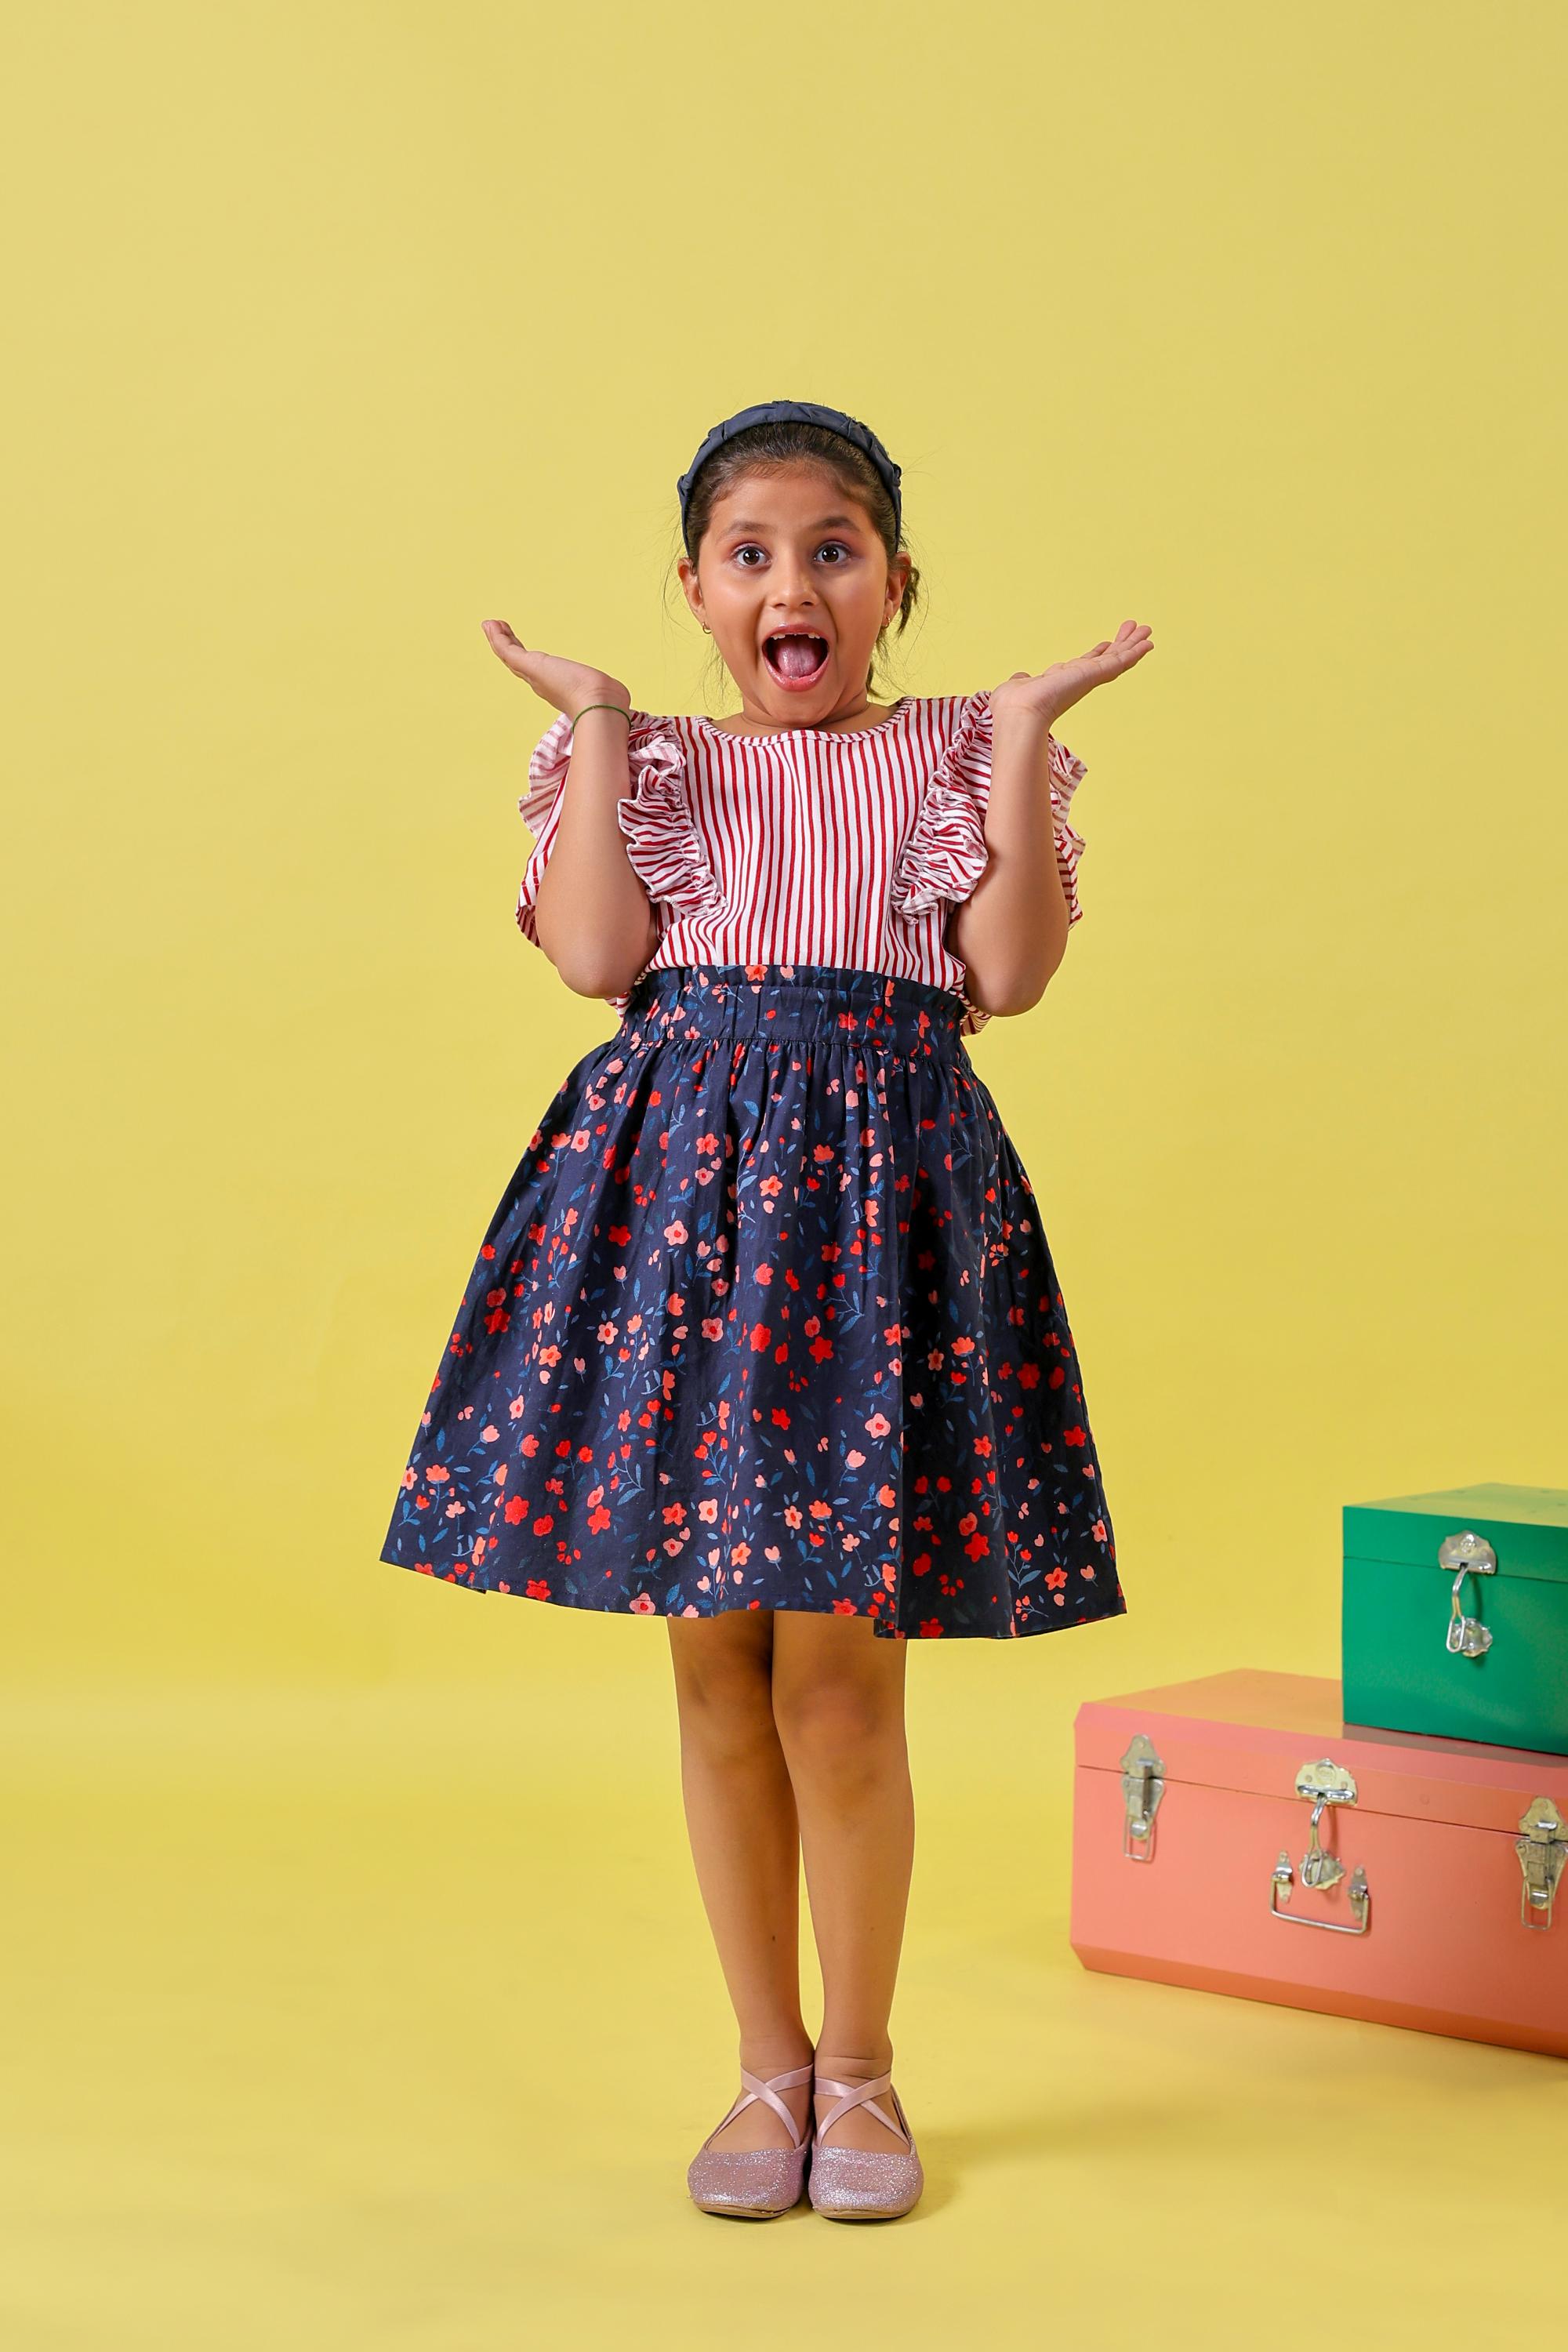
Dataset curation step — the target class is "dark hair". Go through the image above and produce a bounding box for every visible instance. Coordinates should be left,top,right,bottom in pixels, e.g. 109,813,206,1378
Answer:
673,419,923,701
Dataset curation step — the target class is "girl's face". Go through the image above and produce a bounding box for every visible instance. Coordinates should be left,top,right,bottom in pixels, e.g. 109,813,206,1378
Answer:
678,462,910,726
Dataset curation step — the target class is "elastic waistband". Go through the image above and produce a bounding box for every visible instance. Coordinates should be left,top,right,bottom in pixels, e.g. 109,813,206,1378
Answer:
619,963,969,1055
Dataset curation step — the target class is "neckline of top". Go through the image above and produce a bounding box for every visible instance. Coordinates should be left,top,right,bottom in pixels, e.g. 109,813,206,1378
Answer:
688,695,916,746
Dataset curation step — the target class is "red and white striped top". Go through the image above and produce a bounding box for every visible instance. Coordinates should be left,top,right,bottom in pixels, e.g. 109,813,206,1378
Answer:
515,689,1089,1038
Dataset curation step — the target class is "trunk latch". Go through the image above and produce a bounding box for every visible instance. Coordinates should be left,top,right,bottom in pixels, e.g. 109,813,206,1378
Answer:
1120,1733,1164,1863
1439,1528,1497,1658
1517,1797,1566,1931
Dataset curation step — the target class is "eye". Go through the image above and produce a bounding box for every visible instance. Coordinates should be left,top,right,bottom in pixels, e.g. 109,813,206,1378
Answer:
732,543,768,567
815,541,852,564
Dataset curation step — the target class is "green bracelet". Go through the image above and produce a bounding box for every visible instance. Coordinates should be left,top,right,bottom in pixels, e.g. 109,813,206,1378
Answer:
568,701,633,742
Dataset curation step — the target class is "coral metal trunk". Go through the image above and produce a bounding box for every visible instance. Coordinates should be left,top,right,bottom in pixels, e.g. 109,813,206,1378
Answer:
1070,1670,1568,2059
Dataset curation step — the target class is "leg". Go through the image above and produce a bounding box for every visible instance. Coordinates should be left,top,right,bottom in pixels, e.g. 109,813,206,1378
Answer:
667,1608,814,2151
769,1612,916,2154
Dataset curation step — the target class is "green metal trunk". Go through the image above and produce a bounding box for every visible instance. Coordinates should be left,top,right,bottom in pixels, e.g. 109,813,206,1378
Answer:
1342,1483,1568,1754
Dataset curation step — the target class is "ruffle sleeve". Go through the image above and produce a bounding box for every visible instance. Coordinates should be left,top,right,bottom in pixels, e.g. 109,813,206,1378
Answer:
888,688,1090,930
613,726,725,923
514,707,723,950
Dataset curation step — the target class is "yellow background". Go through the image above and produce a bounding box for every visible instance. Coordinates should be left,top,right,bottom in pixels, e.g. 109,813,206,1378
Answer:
5,4,1565,2345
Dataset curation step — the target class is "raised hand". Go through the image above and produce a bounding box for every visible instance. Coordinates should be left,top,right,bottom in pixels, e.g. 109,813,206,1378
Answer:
481,619,632,724
989,619,1153,731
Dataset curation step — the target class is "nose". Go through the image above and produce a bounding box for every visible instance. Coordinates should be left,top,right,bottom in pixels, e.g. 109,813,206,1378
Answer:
768,560,820,612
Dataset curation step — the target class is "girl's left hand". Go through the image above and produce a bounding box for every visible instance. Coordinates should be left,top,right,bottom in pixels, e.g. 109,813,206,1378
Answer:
989,619,1153,731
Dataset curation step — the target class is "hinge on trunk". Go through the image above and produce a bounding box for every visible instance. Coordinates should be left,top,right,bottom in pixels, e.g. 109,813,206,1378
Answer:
1120,1733,1164,1863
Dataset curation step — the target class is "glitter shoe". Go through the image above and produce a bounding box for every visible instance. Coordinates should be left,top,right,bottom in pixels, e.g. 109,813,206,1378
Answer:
808,2067,924,2221
686,2058,815,2220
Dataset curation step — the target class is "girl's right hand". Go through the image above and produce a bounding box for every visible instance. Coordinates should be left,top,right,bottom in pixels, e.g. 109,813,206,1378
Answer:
481,620,631,723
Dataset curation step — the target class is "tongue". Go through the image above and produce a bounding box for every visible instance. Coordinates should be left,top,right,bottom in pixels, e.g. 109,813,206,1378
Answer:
771,636,824,679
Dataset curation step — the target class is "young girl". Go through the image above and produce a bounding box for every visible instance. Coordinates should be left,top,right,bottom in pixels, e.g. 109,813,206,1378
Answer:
379,398,1151,2223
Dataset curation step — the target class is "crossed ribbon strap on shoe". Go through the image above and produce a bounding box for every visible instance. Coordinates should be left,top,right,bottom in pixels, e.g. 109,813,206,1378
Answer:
703,2060,814,2152
813,2069,913,2148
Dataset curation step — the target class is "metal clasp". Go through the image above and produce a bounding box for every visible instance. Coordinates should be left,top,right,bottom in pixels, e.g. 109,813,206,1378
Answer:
1517,1797,1566,1931
1439,1528,1497,1659
1120,1733,1164,1863
1269,1759,1371,1934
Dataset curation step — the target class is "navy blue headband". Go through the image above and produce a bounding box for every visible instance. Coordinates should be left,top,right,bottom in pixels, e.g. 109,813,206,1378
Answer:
677,400,902,551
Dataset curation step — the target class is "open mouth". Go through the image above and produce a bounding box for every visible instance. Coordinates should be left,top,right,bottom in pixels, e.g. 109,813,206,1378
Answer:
761,631,831,691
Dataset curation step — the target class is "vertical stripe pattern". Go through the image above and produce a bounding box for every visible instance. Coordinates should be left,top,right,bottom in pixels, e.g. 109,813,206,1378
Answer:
515,690,1089,1038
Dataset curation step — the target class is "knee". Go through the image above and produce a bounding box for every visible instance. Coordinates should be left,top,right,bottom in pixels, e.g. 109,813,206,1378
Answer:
772,1677,906,1792
670,1639,778,1763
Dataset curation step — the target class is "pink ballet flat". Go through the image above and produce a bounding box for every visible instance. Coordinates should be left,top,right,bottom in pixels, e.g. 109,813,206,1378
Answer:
808,2067,924,2220
687,2059,815,2219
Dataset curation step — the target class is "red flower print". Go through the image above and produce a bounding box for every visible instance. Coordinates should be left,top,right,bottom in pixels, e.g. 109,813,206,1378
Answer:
379,966,1124,1646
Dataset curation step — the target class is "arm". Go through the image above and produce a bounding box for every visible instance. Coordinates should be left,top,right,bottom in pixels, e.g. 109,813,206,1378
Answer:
947,619,1155,1019
531,705,661,1002
945,708,1071,1018
485,622,660,1004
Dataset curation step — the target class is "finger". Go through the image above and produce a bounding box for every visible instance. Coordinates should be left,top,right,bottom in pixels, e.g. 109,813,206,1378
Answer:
482,620,535,673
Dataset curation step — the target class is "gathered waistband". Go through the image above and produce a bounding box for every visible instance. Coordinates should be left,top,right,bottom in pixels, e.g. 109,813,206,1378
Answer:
619,963,970,1056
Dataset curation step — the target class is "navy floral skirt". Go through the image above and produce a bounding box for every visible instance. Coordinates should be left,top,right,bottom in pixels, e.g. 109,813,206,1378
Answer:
378,964,1127,1641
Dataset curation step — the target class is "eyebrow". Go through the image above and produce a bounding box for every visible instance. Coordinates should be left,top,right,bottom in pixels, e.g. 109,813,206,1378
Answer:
718,513,865,535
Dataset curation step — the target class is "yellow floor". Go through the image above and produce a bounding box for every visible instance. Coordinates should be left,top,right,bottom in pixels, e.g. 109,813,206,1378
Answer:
5,1646,1564,2352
